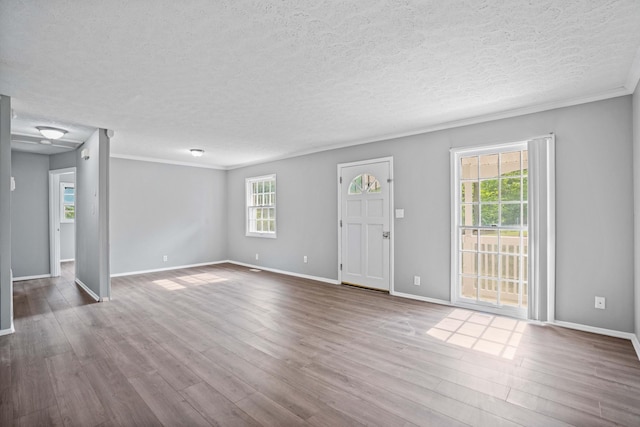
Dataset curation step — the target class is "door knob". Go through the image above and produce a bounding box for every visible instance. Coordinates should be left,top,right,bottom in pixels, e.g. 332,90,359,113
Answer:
383,231,390,239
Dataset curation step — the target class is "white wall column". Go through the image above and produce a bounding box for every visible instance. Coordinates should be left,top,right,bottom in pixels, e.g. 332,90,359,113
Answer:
0,95,13,335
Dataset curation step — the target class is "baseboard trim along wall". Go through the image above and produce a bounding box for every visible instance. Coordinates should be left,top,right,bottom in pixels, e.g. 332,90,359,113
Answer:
552,320,640,361
632,334,640,360
391,290,453,307
551,320,635,340
110,260,229,278
75,278,100,302
0,321,15,337
227,261,340,285
13,273,51,282
393,292,640,361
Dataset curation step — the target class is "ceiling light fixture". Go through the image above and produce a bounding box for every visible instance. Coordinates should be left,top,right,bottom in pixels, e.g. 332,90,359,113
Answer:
36,126,67,140
190,148,204,157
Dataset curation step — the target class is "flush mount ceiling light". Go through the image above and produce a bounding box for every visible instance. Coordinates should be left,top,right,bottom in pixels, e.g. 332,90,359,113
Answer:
190,148,204,157
36,126,67,140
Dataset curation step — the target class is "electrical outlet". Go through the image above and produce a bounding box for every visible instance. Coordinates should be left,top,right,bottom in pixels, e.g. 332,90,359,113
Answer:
255,253,259,260
413,276,421,286
595,296,606,309
163,255,168,262
303,256,308,263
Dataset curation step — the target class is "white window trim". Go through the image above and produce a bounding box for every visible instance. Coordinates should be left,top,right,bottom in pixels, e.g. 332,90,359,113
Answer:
245,174,277,238
60,182,75,224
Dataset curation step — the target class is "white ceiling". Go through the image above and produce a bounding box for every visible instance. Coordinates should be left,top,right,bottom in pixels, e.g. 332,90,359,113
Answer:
10,112,95,155
2,0,640,168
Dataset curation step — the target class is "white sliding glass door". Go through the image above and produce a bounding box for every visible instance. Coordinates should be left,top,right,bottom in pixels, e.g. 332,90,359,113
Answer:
452,142,529,318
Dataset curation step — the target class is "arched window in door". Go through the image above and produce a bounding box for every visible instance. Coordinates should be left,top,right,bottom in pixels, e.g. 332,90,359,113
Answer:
348,174,381,195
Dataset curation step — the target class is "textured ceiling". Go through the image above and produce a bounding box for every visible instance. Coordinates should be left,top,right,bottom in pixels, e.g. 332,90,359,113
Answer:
1,0,640,168
10,112,95,155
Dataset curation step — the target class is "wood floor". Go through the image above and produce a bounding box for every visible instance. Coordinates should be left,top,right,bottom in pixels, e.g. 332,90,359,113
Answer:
2,262,640,426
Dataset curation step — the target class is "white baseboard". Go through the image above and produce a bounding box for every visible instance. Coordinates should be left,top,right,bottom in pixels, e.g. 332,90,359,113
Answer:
391,290,452,306
110,260,229,278
61,259,75,263
551,321,639,361
13,273,51,282
550,321,639,361
111,259,340,286
551,320,636,341
0,321,15,337
75,278,100,302
227,261,340,285
391,292,640,362
631,334,640,361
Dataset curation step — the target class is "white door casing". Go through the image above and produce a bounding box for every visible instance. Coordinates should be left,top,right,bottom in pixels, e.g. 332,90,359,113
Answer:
338,159,392,291
49,167,76,278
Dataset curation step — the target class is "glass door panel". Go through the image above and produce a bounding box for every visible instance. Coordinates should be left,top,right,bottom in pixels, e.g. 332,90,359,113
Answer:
456,147,528,312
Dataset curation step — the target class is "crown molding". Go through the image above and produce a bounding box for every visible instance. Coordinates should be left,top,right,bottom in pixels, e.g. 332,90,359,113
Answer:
110,153,226,170
113,86,633,172
227,87,631,170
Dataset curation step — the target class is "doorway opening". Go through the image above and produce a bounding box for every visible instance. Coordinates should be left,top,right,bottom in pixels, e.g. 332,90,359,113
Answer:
451,135,555,321
452,143,528,318
49,167,76,278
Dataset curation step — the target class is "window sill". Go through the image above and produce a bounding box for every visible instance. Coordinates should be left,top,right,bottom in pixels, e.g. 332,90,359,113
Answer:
246,232,277,239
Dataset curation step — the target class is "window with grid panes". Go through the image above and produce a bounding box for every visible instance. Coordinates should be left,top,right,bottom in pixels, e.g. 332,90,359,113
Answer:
454,143,529,314
61,182,75,223
246,175,276,237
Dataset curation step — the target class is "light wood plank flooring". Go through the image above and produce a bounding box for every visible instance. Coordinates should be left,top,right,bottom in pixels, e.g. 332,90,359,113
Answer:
2,261,640,426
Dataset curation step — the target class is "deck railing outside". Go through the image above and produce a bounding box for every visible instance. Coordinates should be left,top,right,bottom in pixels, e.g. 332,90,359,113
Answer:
460,234,527,307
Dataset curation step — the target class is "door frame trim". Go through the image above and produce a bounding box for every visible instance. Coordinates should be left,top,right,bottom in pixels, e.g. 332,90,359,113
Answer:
337,157,394,293
49,167,76,278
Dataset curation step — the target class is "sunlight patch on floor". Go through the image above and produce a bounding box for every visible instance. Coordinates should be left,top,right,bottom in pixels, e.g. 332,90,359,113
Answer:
193,273,227,281
177,275,205,284
427,309,526,359
176,273,229,286
152,279,186,290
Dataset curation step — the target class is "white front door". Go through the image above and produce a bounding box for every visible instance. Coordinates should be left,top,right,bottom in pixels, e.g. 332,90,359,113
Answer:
339,160,391,291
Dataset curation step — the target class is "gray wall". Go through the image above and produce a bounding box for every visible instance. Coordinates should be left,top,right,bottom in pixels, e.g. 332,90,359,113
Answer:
227,96,635,332
634,83,640,337
50,151,76,170
10,152,50,278
0,95,11,331
110,159,227,275
76,129,110,298
60,173,75,261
